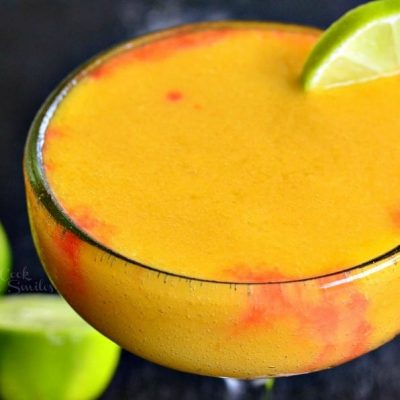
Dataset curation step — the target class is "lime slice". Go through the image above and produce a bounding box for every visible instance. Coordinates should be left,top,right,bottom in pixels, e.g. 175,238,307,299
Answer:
0,295,120,400
0,223,11,293
302,0,400,90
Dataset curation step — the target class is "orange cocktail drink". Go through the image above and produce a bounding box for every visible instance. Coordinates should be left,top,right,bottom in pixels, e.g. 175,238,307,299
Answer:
25,22,400,378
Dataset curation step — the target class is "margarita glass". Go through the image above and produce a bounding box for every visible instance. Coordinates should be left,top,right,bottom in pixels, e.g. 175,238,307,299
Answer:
24,21,400,397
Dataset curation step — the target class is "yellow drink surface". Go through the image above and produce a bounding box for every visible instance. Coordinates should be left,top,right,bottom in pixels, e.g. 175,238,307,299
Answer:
26,22,400,378
42,23,400,282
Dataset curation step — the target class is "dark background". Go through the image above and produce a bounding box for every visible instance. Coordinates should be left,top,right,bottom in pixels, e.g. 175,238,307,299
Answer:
1,1,399,399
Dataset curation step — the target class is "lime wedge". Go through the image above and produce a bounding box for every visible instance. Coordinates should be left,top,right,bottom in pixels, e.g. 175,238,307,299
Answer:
0,295,120,400
302,0,400,90
0,223,11,293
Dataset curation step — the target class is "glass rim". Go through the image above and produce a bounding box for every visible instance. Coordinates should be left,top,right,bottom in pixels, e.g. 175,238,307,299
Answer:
23,20,400,286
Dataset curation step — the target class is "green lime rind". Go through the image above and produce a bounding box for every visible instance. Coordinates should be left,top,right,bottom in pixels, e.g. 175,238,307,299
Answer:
0,295,120,400
265,378,275,391
0,223,11,293
302,0,400,90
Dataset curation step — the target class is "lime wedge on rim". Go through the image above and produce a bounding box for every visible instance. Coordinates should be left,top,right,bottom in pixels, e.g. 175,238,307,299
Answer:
302,0,400,90
0,223,11,293
0,295,120,400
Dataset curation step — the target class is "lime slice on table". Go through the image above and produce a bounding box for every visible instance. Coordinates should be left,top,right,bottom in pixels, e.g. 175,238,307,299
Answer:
0,222,11,293
302,0,400,90
0,295,120,400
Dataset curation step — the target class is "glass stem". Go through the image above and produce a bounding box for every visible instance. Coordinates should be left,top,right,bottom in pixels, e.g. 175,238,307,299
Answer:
223,378,274,400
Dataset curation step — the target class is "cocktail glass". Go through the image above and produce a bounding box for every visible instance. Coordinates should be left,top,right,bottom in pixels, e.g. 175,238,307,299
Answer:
24,22,400,399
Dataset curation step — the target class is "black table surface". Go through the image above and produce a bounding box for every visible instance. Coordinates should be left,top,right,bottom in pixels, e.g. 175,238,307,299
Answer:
1,1,399,399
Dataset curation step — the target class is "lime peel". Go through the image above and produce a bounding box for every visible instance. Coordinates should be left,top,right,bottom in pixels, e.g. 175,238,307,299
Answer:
0,223,11,293
0,295,120,400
